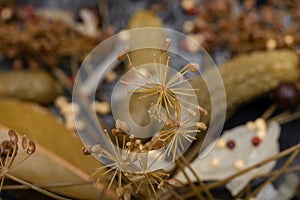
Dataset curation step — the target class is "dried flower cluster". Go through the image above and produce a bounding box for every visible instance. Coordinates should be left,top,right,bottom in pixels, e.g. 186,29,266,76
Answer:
183,0,300,55
0,130,35,191
0,3,111,68
83,38,207,199
83,127,183,200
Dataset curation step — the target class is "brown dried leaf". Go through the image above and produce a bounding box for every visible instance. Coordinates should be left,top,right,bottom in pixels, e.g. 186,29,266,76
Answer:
0,99,117,200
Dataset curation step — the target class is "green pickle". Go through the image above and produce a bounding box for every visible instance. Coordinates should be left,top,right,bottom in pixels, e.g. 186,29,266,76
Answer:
0,70,61,105
192,49,300,121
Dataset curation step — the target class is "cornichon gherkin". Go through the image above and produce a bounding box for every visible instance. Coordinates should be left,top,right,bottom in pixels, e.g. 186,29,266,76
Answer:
192,49,300,122
0,70,62,105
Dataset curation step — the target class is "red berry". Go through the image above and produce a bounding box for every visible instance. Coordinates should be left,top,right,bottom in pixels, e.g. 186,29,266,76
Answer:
252,136,260,146
226,140,236,149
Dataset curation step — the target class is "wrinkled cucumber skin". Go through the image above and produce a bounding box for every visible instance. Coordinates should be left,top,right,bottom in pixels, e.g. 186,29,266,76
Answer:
0,70,61,105
193,50,300,121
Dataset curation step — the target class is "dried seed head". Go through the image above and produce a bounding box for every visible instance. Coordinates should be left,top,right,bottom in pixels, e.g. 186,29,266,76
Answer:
197,122,207,131
167,178,183,187
82,147,91,155
8,130,18,144
117,46,129,62
26,140,36,155
22,135,28,150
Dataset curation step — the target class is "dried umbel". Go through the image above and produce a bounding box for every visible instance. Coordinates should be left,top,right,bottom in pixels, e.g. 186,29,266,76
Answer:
82,38,207,199
0,130,36,190
0,130,74,199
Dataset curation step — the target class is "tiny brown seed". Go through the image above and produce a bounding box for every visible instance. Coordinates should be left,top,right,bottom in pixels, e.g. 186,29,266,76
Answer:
112,128,122,136
8,130,18,144
82,147,91,155
27,140,36,155
22,136,28,150
167,178,183,187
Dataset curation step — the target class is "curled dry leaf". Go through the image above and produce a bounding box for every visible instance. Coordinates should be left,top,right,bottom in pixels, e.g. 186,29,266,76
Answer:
0,99,117,200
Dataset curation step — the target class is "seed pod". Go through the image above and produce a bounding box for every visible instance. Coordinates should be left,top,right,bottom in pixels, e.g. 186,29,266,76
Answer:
27,140,36,155
8,130,18,144
167,178,183,187
112,128,122,136
82,147,91,155
0,140,14,157
22,135,28,150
